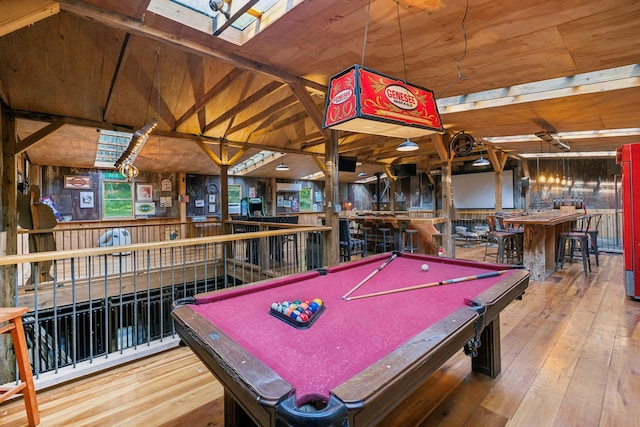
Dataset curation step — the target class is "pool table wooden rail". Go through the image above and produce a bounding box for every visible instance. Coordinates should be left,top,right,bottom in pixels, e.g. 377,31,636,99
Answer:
173,304,292,426
172,266,529,427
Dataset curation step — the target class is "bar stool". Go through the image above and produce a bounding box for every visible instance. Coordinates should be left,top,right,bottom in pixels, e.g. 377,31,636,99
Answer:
572,214,601,267
497,215,524,264
484,215,518,264
360,226,371,256
403,229,420,253
0,307,39,427
376,227,392,253
556,231,591,275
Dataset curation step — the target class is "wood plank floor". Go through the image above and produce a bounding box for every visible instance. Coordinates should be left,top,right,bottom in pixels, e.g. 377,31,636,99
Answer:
2,248,640,426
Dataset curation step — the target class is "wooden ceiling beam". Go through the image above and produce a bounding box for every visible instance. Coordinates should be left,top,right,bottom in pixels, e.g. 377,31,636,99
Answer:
103,33,131,121
251,110,307,137
289,132,324,148
60,0,327,93
227,94,298,136
8,108,133,132
14,121,65,155
0,0,60,38
175,67,244,130
288,83,331,141
203,81,284,133
0,78,9,105
195,138,222,166
312,155,326,174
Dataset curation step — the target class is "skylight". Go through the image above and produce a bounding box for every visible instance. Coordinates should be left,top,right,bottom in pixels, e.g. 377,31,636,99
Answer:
229,150,284,175
95,130,133,168
147,0,303,45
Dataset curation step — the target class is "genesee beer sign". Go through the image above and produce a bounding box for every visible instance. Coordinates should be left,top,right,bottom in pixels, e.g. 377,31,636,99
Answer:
64,176,92,189
323,65,442,138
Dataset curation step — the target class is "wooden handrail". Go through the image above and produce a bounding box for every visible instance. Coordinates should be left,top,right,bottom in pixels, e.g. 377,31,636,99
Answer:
0,225,331,266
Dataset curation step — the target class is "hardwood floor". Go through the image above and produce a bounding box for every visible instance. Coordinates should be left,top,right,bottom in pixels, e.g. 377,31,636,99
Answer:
2,249,639,426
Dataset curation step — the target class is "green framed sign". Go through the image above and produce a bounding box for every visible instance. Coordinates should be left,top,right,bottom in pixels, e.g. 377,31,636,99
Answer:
228,184,242,204
299,188,312,212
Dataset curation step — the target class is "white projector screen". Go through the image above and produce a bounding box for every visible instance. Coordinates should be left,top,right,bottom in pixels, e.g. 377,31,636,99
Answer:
452,170,515,209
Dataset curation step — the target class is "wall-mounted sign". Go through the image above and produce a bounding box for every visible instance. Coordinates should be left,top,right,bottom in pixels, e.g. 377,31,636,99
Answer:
64,175,92,189
276,183,302,192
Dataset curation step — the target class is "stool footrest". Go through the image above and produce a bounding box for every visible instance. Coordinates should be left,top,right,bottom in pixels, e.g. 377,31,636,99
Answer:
0,383,28,403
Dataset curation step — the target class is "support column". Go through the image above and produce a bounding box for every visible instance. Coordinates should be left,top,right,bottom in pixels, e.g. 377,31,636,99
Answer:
1,106,18,384
324,131,339,266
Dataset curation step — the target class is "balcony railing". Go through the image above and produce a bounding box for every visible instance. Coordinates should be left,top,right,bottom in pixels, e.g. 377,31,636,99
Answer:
2,220,330,387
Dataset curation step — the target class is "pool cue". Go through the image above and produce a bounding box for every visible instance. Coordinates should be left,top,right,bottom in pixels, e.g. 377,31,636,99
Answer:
344,270,509,301
341,253,399,300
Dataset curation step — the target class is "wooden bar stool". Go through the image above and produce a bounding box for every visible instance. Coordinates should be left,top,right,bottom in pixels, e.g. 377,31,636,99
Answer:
0,307,39,426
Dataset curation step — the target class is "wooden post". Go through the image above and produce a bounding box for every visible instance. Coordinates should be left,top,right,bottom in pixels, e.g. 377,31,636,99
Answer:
432,133,454,257
324,131,338,266
1,106,19,384
441,160,455,257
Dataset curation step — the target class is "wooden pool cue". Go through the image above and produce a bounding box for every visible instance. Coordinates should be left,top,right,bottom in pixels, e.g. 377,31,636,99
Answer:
344,270,509,301
341,252,399,300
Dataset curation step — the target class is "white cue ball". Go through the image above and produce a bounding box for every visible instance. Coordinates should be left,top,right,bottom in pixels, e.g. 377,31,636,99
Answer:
421,263,429,271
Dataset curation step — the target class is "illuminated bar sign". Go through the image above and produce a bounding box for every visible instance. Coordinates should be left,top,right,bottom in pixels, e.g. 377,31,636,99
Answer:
323,65,443,138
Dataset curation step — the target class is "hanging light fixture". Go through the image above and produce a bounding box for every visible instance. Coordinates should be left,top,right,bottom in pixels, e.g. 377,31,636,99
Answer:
536,139,546,183
275,162,289,171
323,0,443,139
472,139,490,166
115,46,163,183
358,170,368,177
473,156,490,167
118,162,139,182
397,138,419,151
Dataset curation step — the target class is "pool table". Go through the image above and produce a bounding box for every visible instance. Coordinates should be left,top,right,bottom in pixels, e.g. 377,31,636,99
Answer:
172,252,529,426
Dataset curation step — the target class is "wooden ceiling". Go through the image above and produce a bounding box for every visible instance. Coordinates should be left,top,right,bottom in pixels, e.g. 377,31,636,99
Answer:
1,0,639,182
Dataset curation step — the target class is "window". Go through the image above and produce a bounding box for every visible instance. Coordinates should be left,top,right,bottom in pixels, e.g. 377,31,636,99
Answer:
147,0,303,45
102,181,134,219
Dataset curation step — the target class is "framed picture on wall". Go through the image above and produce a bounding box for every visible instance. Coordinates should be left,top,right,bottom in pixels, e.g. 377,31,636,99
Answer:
80,191,94,208
135,202,156,215
137,184,153,201
161,179,172,192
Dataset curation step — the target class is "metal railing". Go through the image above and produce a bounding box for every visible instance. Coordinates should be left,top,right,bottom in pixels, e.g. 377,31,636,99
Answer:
2,222,330,385
452,209,623,253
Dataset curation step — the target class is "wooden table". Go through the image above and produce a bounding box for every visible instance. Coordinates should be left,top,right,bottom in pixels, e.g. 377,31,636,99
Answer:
345,215,445,253
503,211,583,281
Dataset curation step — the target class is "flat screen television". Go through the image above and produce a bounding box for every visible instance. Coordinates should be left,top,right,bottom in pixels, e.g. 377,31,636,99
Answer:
338,156,357,172
392,163,417,177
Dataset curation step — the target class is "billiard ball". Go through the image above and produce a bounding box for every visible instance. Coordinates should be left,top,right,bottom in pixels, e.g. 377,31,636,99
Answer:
421,264,429,271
